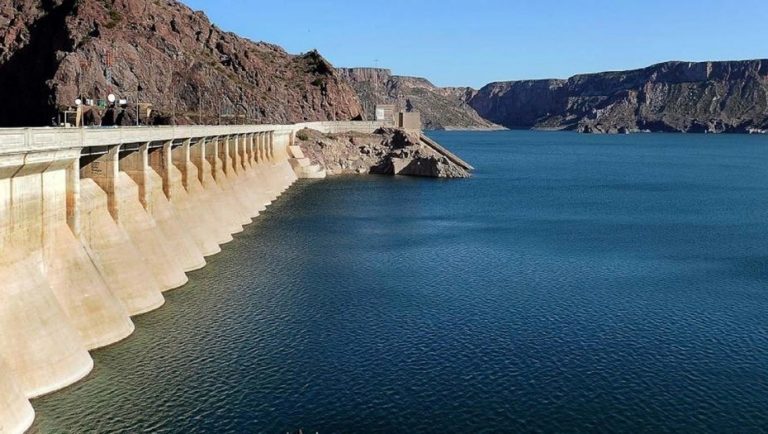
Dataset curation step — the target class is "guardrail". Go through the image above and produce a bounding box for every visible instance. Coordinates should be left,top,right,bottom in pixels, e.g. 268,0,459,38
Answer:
0,121,393,155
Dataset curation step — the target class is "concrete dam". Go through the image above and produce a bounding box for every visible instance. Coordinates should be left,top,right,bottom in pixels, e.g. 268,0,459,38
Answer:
0,121,394,433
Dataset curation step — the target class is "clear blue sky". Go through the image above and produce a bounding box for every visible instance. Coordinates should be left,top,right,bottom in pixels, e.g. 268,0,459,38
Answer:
181,0,768,88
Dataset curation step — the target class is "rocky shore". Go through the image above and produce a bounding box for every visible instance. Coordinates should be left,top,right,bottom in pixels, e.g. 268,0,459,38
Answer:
294,128,471,178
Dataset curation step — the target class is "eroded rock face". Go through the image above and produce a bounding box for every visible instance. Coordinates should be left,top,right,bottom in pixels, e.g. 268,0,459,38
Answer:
338,67,501,131
295,128,470,178
0,0,363,126
469,60,768,133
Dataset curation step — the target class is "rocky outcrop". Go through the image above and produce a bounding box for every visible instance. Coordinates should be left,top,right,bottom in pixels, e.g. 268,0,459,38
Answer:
469,60,768,133
0,0,363,127
295,128,471,178
338,68,502,131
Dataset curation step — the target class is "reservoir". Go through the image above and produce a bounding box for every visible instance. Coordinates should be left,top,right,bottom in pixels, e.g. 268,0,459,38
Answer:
32,131,768,432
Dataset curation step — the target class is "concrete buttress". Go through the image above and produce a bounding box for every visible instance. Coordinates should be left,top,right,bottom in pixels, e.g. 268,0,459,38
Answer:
236,134,270,216
78,178,166,315
42,156,135,350
115,145,188,291
191,137,245,236
220,135,260,220
169,139,223,255
0,153,94,398
211,137,253,225
0,356,35,434
147,165,206,271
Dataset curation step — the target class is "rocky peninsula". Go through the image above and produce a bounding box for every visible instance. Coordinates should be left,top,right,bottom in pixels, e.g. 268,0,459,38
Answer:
294,128,471,178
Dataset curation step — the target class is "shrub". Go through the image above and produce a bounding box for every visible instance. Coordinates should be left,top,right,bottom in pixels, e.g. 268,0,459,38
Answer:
103,1,122,29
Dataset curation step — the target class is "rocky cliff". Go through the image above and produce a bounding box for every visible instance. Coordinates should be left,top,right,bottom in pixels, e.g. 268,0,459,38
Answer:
338,68,501,130
295,128,470,178
470,60,768,133
0,0,363,127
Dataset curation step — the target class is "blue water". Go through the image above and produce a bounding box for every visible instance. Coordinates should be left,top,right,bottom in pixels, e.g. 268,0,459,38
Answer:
32,131,768,433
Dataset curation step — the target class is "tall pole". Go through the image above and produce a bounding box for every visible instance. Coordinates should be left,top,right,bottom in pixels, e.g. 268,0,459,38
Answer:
136,84,140,126
198,87,203,124
169,66,175,125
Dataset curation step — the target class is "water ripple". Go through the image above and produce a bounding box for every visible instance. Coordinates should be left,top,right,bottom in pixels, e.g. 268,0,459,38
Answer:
30,131,768,433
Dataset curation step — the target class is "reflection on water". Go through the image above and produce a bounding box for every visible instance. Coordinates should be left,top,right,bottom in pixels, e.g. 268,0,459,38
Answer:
32,131,768,432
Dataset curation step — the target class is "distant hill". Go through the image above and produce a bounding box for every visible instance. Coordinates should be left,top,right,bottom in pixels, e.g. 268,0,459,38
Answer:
0,0,362,127
338,68,502,130
339,60,768,134
469,60,768,133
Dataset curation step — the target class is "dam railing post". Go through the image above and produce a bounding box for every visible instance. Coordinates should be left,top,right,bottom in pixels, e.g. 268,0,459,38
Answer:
190,137,207,186
268,131,275,161
221,135,231,176
232,135,241,174
161,141,173,200
207,136,220,182
245,134,254,169
172,138,192,191
66,158,81,237
148,140,173,202
119,142,152,212
81,145,121,222
251,133,259,167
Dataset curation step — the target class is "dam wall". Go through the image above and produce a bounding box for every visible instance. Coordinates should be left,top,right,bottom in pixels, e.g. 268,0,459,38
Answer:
0,122,340,433
297,121,388,134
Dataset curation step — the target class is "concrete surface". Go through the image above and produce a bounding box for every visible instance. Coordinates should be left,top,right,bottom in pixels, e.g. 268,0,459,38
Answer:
0,121,380,432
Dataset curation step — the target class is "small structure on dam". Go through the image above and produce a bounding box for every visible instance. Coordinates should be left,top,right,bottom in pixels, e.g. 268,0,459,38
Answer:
0,120,470,434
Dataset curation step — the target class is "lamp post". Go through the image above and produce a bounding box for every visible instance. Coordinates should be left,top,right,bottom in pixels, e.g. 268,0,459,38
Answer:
198,87,204,125
107,93,116,126
136,84,143,126
170,71,176,125
75,98,83,128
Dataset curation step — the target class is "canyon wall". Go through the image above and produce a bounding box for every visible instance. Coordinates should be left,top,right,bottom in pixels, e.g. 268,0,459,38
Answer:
0,0,362,127
338,68,500,130
341,60,768,134
469,60,768,133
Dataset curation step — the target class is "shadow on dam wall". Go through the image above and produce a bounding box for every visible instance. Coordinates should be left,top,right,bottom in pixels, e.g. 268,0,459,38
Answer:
0,126,299,434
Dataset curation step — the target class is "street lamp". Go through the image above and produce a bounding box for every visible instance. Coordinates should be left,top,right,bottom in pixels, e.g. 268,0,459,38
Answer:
136,84,144,126
73,98,84,128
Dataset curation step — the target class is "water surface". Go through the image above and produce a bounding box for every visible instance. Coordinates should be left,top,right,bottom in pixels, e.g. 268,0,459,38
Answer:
33,131,768,432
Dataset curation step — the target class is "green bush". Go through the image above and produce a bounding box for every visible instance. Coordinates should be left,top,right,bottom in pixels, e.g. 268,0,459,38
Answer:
104,1,122,29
